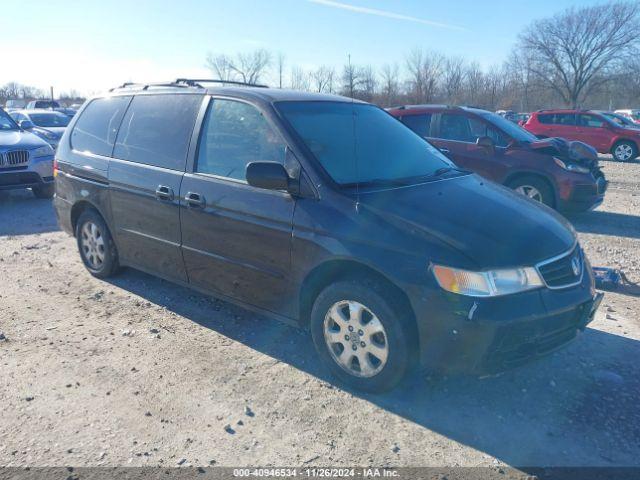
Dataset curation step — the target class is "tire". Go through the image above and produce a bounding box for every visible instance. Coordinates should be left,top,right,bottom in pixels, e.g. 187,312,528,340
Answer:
32,184,54,199
508,175,554,208
611,140,638,162
310,280,412,393
75,209,120,278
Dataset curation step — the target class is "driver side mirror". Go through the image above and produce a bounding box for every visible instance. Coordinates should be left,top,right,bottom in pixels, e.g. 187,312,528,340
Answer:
19,120,34,130
246,162,290,191
476,135,495,153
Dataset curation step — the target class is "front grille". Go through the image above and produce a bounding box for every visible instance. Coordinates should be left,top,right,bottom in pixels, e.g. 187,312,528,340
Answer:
0,150,30,168
537,245,583,288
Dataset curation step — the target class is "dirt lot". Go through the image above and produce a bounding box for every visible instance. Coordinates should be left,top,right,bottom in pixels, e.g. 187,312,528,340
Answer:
1,157,639,469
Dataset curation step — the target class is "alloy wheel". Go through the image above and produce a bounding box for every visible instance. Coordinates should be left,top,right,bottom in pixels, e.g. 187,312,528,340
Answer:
80,221,105,270
615,143,633,161
515,185,543,203
323,300,389,378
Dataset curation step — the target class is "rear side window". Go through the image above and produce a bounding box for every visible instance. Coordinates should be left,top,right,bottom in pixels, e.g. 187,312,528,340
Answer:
195,99,286,181
401,114,432,138
538,113,575,125
113,94,203,170
71,96,131,156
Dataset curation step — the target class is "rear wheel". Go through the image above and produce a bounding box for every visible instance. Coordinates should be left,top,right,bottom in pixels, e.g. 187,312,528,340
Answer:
310,280,412,392
32,184,54,199
612,141,637,162
75,209,120,278
509,176,554,208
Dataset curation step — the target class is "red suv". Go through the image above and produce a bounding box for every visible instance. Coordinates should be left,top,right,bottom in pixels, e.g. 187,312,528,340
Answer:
524,109,640,162
387,105,607,212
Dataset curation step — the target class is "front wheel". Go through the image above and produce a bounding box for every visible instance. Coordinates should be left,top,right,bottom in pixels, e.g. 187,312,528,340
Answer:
612,141,637,162
75,209,120,278
310,280,412,392
508,176,554,208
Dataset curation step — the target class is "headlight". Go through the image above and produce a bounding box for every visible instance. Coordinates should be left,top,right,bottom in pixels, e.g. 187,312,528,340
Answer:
37,130,57,140
432,264,544,297
554,157,590,174
32,145,54,158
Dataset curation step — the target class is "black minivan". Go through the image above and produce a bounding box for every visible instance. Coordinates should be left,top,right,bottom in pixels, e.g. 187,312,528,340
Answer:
54,80,602,392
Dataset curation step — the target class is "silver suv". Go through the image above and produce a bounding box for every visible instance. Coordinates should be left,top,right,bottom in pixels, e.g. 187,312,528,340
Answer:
0,108,55,198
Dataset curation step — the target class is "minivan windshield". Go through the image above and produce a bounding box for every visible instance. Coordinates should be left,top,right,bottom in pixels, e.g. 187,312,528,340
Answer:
477,111,539,143
0,110,18,130
276,101,453,186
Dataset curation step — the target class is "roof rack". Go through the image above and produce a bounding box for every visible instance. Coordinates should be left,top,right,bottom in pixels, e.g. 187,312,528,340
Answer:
109,78,269,92
174,78,269,88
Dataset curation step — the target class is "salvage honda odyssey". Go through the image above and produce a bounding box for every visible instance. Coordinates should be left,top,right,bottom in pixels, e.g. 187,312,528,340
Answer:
53,80,603,392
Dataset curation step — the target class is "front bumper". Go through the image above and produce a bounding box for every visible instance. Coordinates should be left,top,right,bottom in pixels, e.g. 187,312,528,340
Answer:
413,262,602,375
559,173,608,212
0,155,54,191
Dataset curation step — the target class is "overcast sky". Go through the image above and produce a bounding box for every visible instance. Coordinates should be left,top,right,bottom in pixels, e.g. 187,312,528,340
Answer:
1,0,603,96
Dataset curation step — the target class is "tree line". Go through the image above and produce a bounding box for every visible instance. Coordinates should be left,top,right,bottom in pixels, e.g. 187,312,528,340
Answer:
206,1,640,112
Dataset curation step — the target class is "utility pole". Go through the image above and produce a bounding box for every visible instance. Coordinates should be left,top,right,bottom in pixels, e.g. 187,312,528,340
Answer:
50,86,54,101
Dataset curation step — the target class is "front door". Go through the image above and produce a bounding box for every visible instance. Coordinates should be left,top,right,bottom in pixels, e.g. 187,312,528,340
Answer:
429,113,499,181
575,113,613,152
180,97,296,317
108,93,204,282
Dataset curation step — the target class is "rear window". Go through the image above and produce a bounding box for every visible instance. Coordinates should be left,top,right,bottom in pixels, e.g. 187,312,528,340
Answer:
400,114,432,138
113,94,203,170
71,96,132,157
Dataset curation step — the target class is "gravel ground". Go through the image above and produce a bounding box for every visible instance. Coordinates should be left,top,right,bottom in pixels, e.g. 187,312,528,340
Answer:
0,157,639,469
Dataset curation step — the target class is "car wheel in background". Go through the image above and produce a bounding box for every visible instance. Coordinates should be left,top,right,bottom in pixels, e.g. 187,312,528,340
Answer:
75,209,120,278
32,184,55,199
310,280,412,392
612,141,637,162
509,176,554,208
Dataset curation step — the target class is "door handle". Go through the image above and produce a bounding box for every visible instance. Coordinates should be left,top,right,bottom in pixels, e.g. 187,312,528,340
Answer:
155,185,174,201
439,147,450,154
185,191,205,208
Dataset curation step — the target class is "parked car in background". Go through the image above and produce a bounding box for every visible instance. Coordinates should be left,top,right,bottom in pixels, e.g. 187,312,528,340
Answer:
388,105,606,212
614,109,640,125
596,111,640,129
26,99,62,110
55,107,78,118
0,108,55,198
4,99,26,112
524,109,640,162
53,80,602,391
9,109,71,149
515,113,530,126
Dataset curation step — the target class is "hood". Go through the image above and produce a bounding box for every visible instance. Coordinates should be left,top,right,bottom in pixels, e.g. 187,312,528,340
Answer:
0,129,50,151
526,137,598,169
357,174,576,269
33,126,66,138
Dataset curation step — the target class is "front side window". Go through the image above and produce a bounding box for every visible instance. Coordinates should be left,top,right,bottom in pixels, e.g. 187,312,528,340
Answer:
439,114,474,142
276,101,451,186
401,114,432,138
468,117,508,147
196,99,286,180
556,113,576,126
578,114,605,128
29,112,70,127
114,94,203,170
71,96,132,156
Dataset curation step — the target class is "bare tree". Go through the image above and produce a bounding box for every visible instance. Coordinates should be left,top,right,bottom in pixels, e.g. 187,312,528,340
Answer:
515,1,640,107
359,65,377,102
340,62,360,98
442,57,466,104
379,63,400,107
405,48,443,103
290,66,311,91
311,66,335,93
205,49,272,84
